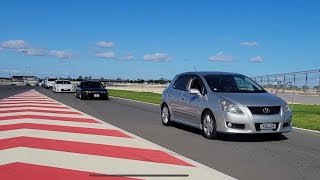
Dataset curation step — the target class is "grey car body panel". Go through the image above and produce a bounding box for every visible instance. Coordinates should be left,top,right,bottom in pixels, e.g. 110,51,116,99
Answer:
161,71,293,134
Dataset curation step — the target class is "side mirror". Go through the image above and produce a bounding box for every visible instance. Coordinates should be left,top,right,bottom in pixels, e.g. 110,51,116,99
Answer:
189,88,201,95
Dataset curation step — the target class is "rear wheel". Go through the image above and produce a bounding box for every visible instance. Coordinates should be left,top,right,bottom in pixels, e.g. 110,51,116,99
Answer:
161,104,171,126
202,111,217,139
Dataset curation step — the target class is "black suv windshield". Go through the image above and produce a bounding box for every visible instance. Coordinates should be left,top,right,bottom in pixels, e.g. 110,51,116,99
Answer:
204,75,266,93
80,82,103,88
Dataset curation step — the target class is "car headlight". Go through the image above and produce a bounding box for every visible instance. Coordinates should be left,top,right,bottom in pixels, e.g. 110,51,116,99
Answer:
283,104,292,112
84,91,92,93
219,100,244,115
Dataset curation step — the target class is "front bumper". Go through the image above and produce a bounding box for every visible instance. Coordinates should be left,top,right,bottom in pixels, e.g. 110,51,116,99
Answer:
81,92,108,99
55,88,75,92
215,107,292,134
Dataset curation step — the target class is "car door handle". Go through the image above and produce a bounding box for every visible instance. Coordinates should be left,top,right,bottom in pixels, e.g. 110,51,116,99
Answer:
181,97,185,100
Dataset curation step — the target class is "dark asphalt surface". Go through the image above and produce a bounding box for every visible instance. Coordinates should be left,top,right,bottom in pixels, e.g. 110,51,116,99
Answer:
1,86,320,180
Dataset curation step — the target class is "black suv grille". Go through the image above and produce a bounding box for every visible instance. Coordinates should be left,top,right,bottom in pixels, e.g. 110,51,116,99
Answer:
248,106,281,115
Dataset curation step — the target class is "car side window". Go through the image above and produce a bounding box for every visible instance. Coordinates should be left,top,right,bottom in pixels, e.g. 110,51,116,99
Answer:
173,76,190,91
190,76,206,95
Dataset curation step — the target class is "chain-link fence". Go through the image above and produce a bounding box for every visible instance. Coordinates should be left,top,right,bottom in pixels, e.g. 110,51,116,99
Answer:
251,69,320,95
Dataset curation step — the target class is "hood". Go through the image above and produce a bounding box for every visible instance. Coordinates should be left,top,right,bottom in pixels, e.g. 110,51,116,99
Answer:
216,92,286,106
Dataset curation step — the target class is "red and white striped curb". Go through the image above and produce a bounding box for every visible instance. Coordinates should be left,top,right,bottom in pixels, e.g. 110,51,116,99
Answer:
0,90,235,180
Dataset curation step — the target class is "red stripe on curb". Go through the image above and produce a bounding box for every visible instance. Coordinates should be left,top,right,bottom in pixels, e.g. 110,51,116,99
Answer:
1,99,54,102
0,123,131,138
0,101,60,105
0,105,69,109
0,163,139,180
0,109,81,115
0,115,99,123
4,99,52,101
10,94,46,97
0,137,193,166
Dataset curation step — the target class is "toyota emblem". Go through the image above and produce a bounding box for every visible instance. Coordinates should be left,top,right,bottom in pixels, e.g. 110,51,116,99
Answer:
262,108,271,114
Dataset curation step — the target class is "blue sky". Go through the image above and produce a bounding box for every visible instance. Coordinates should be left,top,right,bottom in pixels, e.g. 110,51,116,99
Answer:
1,0,320,80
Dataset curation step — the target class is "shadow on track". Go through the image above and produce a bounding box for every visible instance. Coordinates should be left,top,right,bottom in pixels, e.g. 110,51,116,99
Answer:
171,122,288,142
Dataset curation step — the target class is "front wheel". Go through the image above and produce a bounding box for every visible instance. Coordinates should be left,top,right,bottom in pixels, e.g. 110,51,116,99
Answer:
79,94,85,100
161,104,171,126
202,111,217,139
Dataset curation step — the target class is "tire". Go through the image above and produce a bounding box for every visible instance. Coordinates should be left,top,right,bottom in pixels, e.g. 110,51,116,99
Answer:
201,111,217,139
75,92,78,98
161,104,171,126
79,94,85,100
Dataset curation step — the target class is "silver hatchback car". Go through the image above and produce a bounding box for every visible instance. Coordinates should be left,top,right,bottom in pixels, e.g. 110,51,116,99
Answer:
161,72,292,139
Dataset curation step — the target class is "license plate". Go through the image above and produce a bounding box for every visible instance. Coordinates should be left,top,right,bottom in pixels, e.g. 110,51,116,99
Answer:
260,123,276,130
94,94,100,97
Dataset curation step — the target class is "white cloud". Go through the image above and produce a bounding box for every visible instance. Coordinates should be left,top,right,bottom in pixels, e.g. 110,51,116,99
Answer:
120,54,134,61
19,48,47,56
1,40,27,49
49,50,73,59
96,41,114,48
208,52,233,62
250,56,263,63
2,69,21,74
143,53,169,62
240,41,258,47
96,52,116,59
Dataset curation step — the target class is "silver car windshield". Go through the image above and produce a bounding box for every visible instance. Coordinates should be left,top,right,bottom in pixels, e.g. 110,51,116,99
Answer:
204,75,266,93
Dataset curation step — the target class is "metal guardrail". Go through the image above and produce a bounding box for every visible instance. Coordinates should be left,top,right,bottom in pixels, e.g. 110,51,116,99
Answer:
251,69,320,95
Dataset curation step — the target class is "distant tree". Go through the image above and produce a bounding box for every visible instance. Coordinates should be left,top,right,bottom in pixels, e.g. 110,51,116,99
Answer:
76,76,83,81
301,85,309,90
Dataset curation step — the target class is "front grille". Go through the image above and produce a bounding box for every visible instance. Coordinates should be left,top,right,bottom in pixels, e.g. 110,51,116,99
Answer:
248,106,280,115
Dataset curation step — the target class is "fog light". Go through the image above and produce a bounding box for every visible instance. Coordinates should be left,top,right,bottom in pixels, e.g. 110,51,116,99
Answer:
227,122,232,128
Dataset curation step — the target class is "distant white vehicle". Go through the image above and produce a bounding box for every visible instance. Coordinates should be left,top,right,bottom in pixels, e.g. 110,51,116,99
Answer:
37,79,44,87
52,80,75,93
44,78,57,88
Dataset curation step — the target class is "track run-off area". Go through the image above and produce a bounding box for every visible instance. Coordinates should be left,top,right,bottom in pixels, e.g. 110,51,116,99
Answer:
0,86,320,180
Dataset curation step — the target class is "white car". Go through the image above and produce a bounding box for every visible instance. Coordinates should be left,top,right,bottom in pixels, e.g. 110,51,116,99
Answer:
44,78,58,88
52,80,75,93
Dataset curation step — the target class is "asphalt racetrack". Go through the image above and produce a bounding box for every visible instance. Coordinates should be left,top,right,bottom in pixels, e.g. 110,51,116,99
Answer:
1,86,320,180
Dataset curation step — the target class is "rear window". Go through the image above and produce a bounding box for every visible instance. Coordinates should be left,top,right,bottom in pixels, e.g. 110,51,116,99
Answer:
48,78,57,81
173,76,189,91
80,82,103,88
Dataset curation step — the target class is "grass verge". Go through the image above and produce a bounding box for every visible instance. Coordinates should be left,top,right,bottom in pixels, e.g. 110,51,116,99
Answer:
108,89,161,104
109,89,320,131
292,104,320,131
